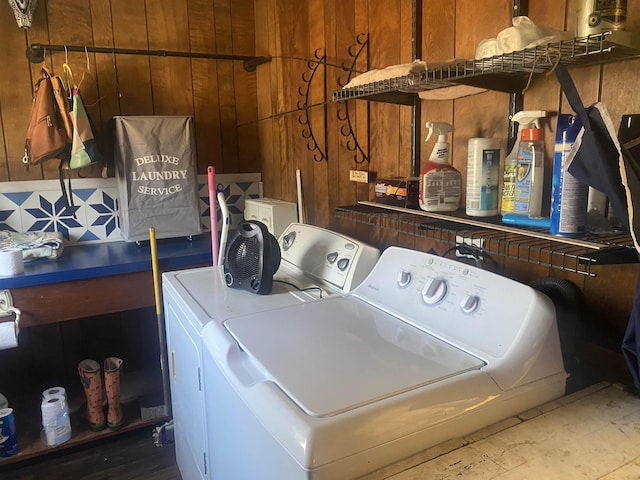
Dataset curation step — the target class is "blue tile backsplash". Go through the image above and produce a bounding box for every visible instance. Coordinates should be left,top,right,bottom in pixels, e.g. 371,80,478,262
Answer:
0,174,262,245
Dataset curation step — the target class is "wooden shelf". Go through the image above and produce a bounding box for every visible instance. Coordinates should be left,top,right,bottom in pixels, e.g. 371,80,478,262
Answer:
0,374,167,466
336,203,638,275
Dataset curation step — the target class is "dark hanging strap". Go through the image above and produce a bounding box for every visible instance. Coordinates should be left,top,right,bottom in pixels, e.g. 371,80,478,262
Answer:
59,162,76,215
553,63,592,135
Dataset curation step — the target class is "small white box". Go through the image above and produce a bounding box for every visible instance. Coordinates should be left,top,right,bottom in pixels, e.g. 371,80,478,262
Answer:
244,198,298,238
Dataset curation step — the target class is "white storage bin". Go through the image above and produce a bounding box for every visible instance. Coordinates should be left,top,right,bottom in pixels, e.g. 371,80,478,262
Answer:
244,198,298,238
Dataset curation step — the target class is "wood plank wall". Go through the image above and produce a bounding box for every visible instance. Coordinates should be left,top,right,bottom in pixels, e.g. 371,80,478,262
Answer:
1,1,640,382
0,0,260,181
255,0,640,383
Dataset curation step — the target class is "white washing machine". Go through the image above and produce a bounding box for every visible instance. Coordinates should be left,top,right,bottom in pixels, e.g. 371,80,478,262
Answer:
162,223,380,480
199,246,568,480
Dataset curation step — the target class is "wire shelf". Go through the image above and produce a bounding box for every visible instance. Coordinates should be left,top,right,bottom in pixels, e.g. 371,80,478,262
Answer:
335,203,638,276
333,31,640,101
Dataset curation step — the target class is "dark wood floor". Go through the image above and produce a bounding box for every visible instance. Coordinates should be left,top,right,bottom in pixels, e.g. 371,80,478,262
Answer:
2,427,181,480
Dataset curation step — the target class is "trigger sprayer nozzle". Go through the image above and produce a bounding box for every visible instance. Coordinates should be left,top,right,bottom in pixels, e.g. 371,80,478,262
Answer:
425,122,454,142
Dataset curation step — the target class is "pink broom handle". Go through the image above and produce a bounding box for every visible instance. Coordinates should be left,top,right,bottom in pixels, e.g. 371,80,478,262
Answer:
208,166,219,266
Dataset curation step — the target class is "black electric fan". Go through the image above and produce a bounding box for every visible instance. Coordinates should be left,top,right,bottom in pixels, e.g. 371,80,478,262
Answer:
223,220,281,295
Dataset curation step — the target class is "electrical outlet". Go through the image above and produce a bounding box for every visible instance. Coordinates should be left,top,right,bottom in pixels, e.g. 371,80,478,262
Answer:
349,170,370,183
455,235,484,261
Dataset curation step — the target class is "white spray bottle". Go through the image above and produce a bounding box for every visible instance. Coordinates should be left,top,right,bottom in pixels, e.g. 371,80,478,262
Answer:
419,122,460,212
501,110,546,216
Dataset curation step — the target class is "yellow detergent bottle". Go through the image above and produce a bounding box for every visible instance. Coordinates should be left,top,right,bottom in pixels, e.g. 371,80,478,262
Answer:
419,122,460,212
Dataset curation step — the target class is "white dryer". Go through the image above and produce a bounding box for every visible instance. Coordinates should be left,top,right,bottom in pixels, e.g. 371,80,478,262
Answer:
199,246,567,479
162,223,380,480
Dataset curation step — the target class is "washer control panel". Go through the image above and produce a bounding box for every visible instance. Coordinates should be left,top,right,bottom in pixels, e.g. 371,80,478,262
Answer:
352,246,551,359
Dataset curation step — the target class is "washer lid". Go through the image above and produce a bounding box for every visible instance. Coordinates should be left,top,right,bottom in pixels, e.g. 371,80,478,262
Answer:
224,296,485,417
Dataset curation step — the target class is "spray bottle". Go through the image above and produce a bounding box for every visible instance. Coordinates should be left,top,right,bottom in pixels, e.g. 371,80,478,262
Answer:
501,110,546,216
419,122,461,212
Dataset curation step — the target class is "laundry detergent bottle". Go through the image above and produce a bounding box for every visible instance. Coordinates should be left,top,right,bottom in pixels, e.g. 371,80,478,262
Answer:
514,124,545,218
501,110,546,216
419,122,461,212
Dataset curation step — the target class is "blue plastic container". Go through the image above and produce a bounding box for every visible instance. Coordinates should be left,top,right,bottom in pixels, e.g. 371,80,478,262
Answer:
550,114,588,236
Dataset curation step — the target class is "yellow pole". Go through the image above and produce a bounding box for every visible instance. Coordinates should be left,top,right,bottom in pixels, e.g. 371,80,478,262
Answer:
149,227,162,316
149,227,170,416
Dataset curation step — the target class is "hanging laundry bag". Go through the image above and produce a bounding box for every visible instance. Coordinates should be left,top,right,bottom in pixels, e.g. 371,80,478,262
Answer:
114,116,202,242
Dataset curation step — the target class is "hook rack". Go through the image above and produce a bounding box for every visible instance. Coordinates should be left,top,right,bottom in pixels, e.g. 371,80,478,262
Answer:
26,43,271,72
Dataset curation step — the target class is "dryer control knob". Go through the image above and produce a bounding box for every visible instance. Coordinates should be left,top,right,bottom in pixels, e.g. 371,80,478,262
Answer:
421,277,447,305
282,231,296,250
460,294,480,314
327,252,339,264
337,258,350,271
397,270,412,288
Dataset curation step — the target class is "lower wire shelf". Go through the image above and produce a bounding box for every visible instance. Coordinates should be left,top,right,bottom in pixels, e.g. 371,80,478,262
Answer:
336,202,639,276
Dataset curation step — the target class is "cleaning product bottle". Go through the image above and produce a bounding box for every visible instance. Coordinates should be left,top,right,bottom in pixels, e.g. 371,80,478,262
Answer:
419,122,461,212
550,114,588,236
501,110,546,216
513,122,545,218
466,137,501,217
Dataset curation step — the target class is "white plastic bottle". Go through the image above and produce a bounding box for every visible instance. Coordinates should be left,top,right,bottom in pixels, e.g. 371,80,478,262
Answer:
501,111,546,216
513,126,544,218
466,138,501,216
419,122,461,212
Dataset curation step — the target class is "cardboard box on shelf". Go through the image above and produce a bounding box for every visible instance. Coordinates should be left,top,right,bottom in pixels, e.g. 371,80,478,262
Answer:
374,177,419,209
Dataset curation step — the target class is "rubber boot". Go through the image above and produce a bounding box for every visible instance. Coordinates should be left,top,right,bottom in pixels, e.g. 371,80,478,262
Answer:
104,357,124,429
78,359,106,431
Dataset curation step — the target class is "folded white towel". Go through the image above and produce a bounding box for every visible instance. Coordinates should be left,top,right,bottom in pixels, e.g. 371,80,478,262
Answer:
343,59,427,88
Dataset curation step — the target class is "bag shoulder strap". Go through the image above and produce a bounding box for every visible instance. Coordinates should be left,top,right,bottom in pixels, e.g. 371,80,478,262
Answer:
553,63,592,133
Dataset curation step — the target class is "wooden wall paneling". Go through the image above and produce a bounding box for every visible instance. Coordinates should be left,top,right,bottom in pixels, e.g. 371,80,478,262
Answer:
367,0,402,184
231,0,260,174
188,1,223,174
147,2,193,114
397,0,414,182
365,1,406,248
214,0,241,173
254,0,281,201
110,2,153,116
88,0,120,166
308,0,330,227
0,11,32,181
352,0,374,242
353,0,371,216
324,0,352,229
277,1,312,210
582,265,640,363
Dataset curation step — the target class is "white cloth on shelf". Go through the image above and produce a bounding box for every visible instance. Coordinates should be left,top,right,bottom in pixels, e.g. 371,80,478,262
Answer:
343,59,427,88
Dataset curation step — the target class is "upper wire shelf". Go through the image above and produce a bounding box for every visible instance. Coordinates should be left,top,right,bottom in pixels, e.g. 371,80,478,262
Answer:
332,31,640,104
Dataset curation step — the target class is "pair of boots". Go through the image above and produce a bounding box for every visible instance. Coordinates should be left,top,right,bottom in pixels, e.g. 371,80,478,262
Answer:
78,357,123,431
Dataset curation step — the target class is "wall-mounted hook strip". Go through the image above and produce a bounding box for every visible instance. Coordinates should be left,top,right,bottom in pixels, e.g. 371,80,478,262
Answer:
26,43,271,72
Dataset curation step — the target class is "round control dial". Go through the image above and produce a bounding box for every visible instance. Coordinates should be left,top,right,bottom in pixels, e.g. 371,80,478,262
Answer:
397,270,412,288
460,294,480,314
421,277,448,305
282,231,296,251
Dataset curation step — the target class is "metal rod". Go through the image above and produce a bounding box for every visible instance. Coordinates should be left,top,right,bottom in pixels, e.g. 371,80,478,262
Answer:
26,43,271,72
